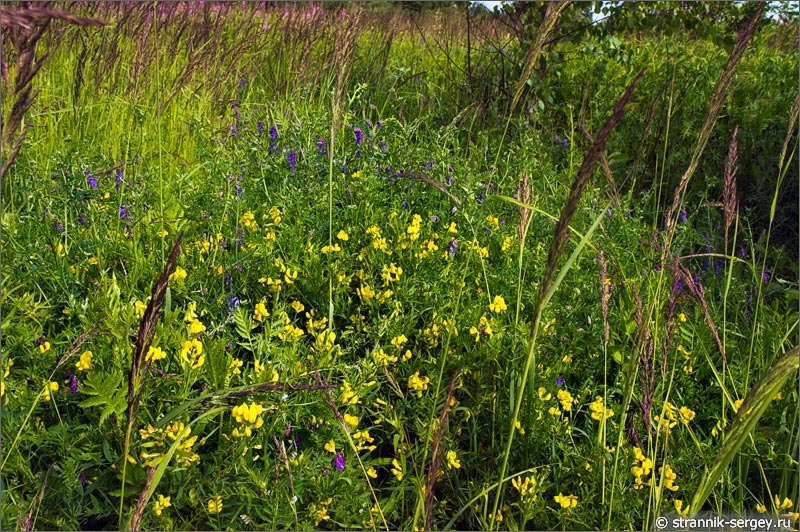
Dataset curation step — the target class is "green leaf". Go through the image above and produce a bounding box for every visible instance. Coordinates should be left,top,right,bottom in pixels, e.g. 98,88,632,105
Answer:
78,371,127,427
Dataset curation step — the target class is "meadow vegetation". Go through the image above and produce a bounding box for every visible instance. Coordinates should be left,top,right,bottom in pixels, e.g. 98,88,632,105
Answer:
1,2,798,530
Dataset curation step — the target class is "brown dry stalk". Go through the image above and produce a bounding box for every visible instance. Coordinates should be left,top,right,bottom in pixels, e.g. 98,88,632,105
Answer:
509,0,570,117
517,171,532,243
663,2,765,239
597,250,610,346
579,121,619,198
779,90,799,171
0,6,106,30
677,264,726,363
125,233,183,449
21,464,54,531
722,125,739,249
392,171,461,206
1,4,107,183
55,317,108,369
424,369,460,531
535,69,645,331
129,466,157,532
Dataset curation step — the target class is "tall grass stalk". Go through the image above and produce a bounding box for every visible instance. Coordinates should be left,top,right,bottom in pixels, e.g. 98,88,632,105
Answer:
490,71,644,530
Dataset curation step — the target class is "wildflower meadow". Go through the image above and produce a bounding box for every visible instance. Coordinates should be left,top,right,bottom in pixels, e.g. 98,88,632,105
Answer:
1,2,798,530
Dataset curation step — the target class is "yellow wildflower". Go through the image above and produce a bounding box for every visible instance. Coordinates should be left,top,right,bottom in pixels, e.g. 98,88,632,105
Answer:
75,351,94,372
336,230,349,241
446,450,461,469
554,493,578,509
170,266,187,283
488,295,507,313
207,495,222,514
153,494,171,516
254,301,269,322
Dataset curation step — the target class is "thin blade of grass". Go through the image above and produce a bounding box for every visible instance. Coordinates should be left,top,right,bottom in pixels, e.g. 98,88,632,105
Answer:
689,344,799,514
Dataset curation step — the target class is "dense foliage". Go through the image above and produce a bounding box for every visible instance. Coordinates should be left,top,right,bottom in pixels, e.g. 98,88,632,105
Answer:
1,2,797,530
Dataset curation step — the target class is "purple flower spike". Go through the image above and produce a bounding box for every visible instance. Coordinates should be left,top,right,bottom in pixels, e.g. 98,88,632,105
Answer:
287,149,296,173
119,205,131,220
114,168,124,191
87,175,97,189
317,137,327,155
257,120,263,135
70,374,79,395
334,451,345,471
79,471,87,488
762,267,771,283
556,376,565,386
354,127,363,147
680,210,687,224
447,239,457,258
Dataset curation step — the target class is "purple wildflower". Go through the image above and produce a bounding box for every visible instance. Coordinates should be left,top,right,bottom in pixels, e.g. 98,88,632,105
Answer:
227,296,241,314
119,205,131,220
354,127,363,146
114,168,123,191
87,174,97,189
269,125,278,153
55,222,65,233
555,376,565,386
224,271,233,291
235,183,242,197
285,423,292,438
554,135,560,145
79,471,87,488
257,120,263,136
762,267,771,283
379,139,387,152
334,451,345,472
317,137,327,155
447,239,457,258
287,149,296,173
70,374,79,395
231,122,238,137
376,120,383,129
445,175,453,186
680,210,687,224
563,137,570,148
77,212,86,225
294,436,301,449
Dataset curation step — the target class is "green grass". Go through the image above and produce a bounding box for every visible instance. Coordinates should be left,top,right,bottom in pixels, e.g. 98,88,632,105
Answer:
1,3,797,530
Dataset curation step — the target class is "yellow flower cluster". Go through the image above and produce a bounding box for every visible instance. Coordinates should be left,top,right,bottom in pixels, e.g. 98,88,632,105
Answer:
240,211,259,231
146,346,166,362
198,233,224,255
446,450,461,469
278,315,304,342
589,396,614,420
231,402,265,438
75,351,94,372
336,230,349,241
314,329,337,353
406,214,423,241
554,493,578,509
321,243,341,254
254,301,270,322
373,348,398,366
353,429,376,452
153,494,171,516
469,316,493,342
358,283,376,301
208,495,223,514
308,498,333,526
557,389,574,411
139,422,199,467
416,236,439,260
381,263,403,284
655,402,696,434
42,381,58,402
631,447,654,489
408,371,430,398
1,358,12,397
661,464,679,492
391,458,403,481
180,339,204,369
486,214,499,230
420,316,458,347
512,475,537,500
488,295,507,313
170,266,187,283
267,206,282,225
463,239,489,258
339,381,359,405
